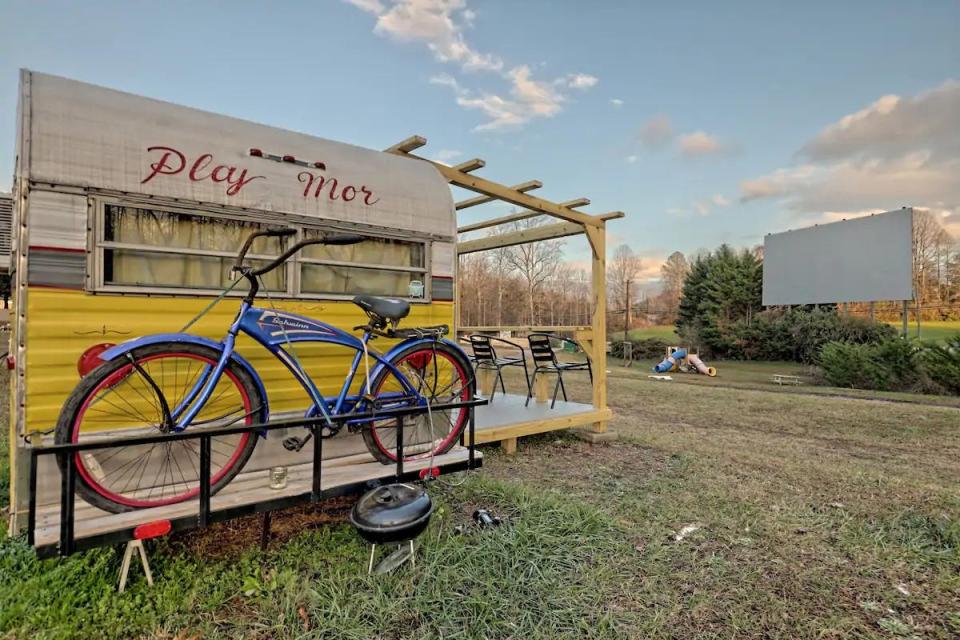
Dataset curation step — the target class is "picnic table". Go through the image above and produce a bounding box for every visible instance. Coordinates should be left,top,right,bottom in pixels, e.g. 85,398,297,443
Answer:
771,374,802,386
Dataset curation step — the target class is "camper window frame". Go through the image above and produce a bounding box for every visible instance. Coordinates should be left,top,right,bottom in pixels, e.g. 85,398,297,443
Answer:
88,197,432,302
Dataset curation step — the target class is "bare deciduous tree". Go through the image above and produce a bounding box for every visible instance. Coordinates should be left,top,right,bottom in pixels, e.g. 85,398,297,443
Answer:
607,244,644,334
503,217,566,324
658,250,689,321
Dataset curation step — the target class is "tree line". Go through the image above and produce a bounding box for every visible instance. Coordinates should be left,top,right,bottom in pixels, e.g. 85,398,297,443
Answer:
457,209,960,331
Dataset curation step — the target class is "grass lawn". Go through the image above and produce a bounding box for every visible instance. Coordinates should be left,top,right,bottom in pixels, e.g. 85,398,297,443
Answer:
607,357,960,408
2,366,959,638
624,325,680,342
892,320,960,343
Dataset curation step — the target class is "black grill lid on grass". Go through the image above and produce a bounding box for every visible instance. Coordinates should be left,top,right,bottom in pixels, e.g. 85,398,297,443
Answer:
350,483,433,545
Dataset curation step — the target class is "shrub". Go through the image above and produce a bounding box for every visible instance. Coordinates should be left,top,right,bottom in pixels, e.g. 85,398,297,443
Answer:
920,334,960,395
723,308,896,363
818,338,920,391
610,337,669,360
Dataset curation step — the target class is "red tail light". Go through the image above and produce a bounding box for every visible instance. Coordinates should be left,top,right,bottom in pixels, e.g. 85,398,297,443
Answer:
407,352,433,370
77,343,115,377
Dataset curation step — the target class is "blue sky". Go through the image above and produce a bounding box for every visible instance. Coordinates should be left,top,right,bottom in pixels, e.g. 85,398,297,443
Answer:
1,1,958,278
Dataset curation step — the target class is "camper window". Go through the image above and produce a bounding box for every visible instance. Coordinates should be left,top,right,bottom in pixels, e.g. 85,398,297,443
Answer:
101,205,288,292
299,231,426,297
95,202,430,300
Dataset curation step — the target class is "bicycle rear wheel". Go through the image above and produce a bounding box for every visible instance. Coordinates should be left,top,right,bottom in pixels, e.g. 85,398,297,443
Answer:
362,341,474,465
55,342,265,513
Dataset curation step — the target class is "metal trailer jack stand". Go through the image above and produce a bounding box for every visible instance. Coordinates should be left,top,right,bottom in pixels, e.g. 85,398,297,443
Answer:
118,540,153,592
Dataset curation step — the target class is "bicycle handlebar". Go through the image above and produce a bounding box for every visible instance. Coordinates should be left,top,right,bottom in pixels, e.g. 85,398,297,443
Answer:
232,228,366,279
234,228,297,269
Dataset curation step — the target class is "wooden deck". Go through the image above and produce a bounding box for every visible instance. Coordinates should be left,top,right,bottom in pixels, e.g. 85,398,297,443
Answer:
33,447,479,554
473,393,612,445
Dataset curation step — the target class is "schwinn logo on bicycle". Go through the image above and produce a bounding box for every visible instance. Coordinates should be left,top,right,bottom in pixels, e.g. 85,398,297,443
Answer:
259,312,334,335
271,316,311,330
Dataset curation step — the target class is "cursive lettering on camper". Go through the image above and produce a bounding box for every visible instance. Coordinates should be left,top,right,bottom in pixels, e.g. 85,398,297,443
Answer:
297,171,380,206
141,146,265,196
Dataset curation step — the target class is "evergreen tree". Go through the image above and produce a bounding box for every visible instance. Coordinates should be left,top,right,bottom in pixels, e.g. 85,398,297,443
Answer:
676,245,763,354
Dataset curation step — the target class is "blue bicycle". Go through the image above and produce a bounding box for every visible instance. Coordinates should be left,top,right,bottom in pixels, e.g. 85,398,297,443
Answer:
55,228,475,513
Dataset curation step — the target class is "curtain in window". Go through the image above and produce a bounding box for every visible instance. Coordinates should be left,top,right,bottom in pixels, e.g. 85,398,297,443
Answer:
300,231,423,296
104,206,284,290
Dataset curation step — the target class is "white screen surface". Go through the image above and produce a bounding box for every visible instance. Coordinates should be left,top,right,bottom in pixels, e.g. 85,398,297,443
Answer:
762,209,913,305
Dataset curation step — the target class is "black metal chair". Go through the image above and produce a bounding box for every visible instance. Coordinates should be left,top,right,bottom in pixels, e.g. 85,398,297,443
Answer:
468,334,531,402
525,333,593,409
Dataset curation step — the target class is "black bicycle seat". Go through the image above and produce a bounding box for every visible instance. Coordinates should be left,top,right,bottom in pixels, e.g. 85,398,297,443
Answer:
353,295,411,322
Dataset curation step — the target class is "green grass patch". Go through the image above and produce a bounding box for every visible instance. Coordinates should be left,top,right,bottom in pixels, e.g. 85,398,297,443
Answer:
0,476,642,639
887,320,960,343
625,325,680,342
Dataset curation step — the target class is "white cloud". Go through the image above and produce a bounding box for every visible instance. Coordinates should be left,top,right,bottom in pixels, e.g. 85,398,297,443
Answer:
711,194,731,208
693,201,711,216
638,115,673,148
349,0,503,71
801,80,960,163
347,0,385,13
557,73,599,90
739,80,960,234
431,149,462,163
625,155,637,163
431,68,566,131
678,131,724,157
690,194,732,216
348,0,598,131
610,98,624,107
668,194,731,218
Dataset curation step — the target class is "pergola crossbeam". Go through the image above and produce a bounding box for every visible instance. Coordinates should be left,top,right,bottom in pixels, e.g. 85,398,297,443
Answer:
455,180,542,210
458,198,592,234
458,211,623,253
457,221,584,254
453,158,485,173
384,135,427,154
398,153,600,227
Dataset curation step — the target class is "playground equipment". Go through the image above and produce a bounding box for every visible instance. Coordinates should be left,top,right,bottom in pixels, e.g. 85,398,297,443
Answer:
686,353,718,377
653,348,686,373
652,347,717,377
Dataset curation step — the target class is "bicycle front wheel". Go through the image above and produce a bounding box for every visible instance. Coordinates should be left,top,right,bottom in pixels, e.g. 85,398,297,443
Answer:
55,342,265,513
362,341,475,465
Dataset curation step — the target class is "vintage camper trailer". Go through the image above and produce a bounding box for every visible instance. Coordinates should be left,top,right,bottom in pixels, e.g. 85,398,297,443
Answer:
9,71,618,553
7,71,462,535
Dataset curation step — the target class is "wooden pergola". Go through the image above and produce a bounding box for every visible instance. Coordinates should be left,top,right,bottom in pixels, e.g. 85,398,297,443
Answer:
387,136,623,450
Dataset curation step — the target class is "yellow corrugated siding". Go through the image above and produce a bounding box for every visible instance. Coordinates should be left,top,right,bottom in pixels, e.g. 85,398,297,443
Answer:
24,288,454,435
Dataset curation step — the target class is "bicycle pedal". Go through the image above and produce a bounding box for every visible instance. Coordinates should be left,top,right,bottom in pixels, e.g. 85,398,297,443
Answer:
282,436,305,451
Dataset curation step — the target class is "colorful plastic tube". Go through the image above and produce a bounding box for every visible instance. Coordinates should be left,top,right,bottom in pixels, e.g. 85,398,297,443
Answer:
653,349,686,373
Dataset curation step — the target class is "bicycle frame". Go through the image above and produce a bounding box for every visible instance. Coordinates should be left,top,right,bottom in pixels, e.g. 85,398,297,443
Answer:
110,301,444,434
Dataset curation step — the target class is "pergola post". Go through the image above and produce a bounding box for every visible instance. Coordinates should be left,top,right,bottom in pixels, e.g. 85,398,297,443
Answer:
585,223,608,433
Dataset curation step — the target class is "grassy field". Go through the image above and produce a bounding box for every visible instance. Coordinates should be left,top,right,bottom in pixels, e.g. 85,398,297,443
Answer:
896,320,960,343
607,357,960,408
1,366,958,638
625,325,680,341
